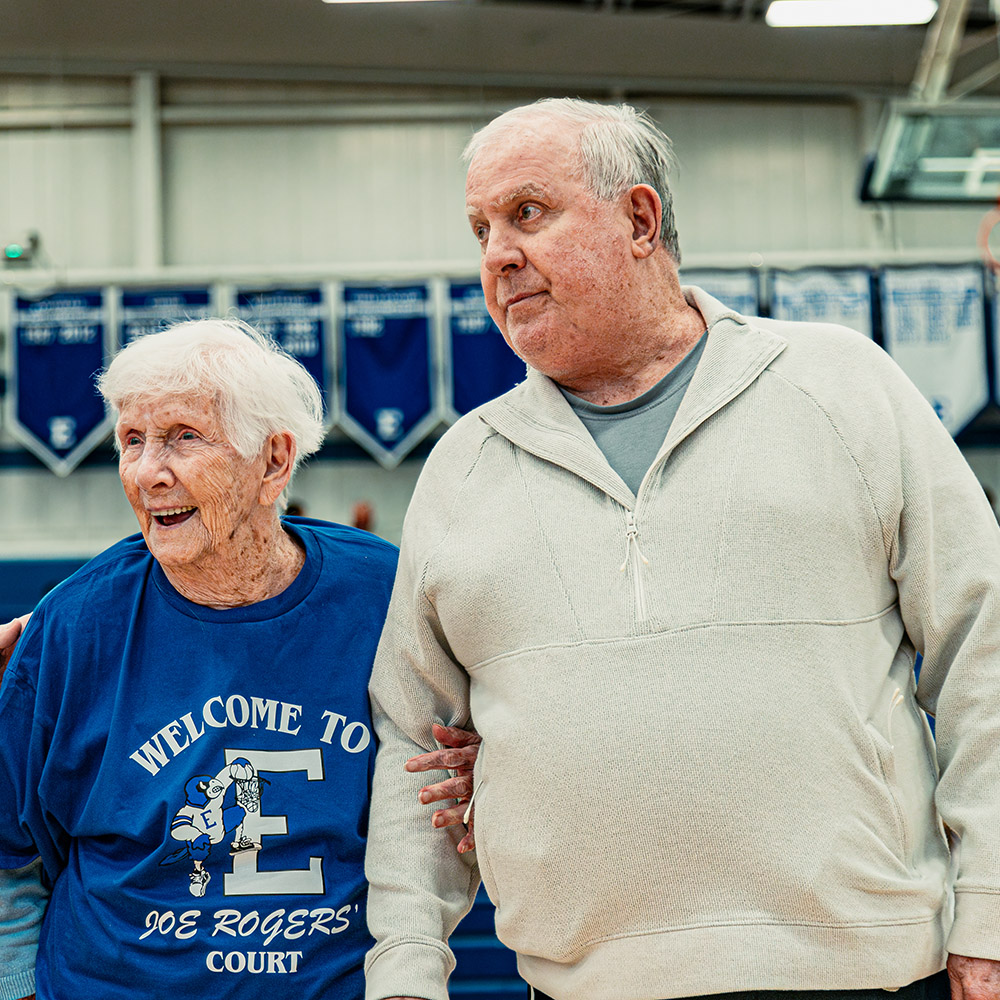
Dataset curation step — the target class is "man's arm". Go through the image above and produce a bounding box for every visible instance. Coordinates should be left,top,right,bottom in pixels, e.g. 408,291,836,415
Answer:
858,348,1000,978
895,447,1000,976
0,858,48,1000
371,724,481,1000
365,705,479,1000
364,488,481,1000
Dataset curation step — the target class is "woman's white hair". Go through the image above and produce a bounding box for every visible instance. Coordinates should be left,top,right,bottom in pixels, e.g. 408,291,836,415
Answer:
463,97,682,263
98,318,325,477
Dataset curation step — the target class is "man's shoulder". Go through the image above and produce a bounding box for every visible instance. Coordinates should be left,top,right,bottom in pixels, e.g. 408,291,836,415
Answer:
742,315,942,452
751,315,898,388
397,385,536,546
422,391,520,473
752,314,876,352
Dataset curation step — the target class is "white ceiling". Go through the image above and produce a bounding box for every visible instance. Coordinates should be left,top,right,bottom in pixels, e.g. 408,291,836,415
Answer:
2,0,997,101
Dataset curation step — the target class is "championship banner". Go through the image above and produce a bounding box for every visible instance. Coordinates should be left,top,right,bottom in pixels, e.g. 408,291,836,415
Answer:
880,265,988,436
446,280,525,420
119,287,212,346
7,289,114,476
680,269,759,316
235,287,333,422
770,268,875,339
339,284,437,467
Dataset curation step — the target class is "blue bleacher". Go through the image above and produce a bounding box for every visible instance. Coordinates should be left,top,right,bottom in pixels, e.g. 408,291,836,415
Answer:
451,886,521,996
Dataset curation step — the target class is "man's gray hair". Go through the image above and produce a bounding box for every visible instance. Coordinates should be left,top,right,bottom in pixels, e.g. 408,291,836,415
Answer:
98,318,324,476
463,97,682,263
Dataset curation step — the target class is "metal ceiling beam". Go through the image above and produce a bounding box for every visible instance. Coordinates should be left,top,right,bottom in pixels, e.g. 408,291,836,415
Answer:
949,54,1000,98
131,72,163,269
0,56,917,102
947,20,1000,97
910,0,973,102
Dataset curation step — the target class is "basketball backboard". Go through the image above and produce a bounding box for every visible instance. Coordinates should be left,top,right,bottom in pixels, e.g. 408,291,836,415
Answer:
861,98,1000,202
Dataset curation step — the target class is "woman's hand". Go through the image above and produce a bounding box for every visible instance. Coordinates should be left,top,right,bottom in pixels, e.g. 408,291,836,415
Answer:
404,723,482,854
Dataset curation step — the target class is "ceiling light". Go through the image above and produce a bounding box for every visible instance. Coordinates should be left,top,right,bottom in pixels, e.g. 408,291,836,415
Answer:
765,0,937,26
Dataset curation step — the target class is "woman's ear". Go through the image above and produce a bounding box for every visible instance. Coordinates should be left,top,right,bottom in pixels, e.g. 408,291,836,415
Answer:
259,431,297,506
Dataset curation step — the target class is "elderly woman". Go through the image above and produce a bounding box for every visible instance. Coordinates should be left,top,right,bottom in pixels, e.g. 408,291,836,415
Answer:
0,319,398,1000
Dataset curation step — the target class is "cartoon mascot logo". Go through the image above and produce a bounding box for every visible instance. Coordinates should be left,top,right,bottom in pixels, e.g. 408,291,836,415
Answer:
159,757,263,897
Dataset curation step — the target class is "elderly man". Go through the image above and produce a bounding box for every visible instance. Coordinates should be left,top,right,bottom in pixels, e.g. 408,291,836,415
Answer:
0,319,398,999
363,99,1000,1000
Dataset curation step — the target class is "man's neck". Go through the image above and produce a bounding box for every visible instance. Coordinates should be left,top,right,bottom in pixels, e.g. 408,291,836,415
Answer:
560,300,707,407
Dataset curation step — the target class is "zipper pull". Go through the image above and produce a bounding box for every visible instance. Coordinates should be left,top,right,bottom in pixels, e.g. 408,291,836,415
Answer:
463,779,481,825
620,510,651,622
619,510,650,573
887,687,904,745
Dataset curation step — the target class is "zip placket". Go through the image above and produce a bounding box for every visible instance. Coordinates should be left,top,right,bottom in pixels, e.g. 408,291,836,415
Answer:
620,510,650,622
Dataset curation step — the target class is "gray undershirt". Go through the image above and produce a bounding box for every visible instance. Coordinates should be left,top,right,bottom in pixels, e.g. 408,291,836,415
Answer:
559,332,707,495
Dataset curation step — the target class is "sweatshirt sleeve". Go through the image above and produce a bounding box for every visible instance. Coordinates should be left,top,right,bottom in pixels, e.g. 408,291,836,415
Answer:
0,859,48,1000
858,346,1000,960
363,469,480,1000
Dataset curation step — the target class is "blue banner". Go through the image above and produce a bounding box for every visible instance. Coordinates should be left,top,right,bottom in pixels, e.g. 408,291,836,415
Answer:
447,281,524,420
880,265,988,436
235,287,332,420
8,290,113,476
770,268,874,339
339,284,437,467
119,287,212,346
680,269,759,316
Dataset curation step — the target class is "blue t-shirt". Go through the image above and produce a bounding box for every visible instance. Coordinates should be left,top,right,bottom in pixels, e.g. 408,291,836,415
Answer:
0,519,397,1000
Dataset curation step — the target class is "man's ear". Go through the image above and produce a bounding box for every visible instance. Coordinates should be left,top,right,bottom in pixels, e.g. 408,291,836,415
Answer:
629,184,662,259
259,431,297,506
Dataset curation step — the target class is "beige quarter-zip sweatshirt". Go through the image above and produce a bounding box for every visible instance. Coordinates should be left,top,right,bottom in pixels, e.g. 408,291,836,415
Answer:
365,288,1000,1000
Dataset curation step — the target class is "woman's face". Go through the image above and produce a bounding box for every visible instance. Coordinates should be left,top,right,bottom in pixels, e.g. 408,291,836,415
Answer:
115,394,266,576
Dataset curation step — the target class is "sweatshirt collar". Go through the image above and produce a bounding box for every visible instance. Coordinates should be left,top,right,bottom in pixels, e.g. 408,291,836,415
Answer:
664,286,787,456
478,285,787,502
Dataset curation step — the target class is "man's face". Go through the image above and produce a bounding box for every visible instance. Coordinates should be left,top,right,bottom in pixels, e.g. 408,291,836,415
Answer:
116,395,265,575
465,123,638,384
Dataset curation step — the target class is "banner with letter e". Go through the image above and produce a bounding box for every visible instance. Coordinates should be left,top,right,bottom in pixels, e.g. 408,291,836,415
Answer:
118,287,212,346
6,289,114,476
445,280,525,421
235,287,333,424
770,268,875,339
880,265,988,436
680,269,759,316
338,283,438,468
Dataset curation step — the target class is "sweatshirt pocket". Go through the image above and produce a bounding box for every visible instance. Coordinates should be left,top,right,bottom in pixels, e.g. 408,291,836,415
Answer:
864,687,913,870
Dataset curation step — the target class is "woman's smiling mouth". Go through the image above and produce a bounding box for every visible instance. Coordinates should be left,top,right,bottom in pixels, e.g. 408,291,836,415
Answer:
152,506,197,526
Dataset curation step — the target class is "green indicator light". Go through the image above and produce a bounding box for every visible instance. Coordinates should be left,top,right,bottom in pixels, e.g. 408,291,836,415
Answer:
4,244,25,260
